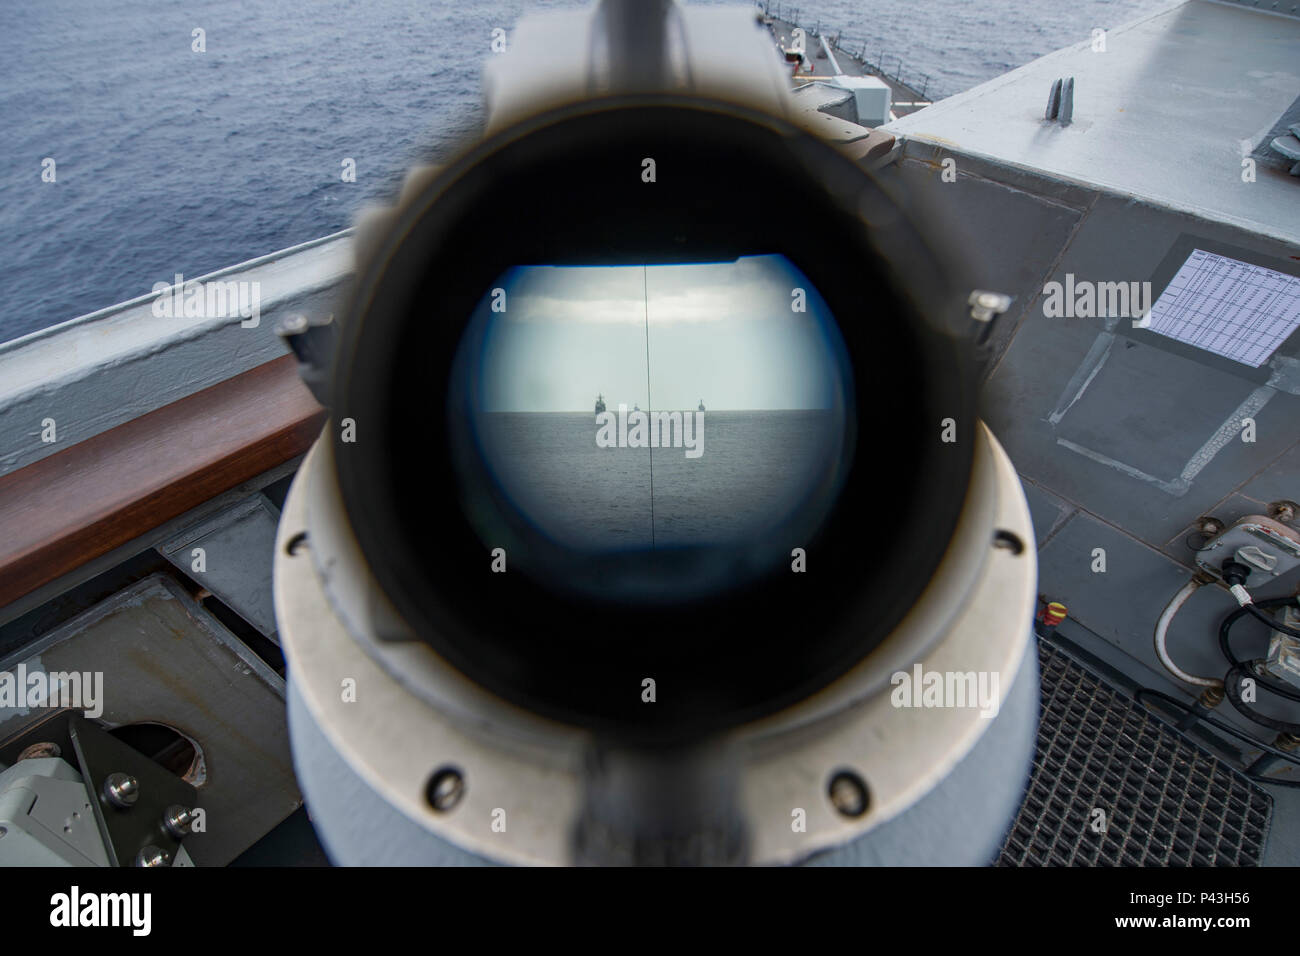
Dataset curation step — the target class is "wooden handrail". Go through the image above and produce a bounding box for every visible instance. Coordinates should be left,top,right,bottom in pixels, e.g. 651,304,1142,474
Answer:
0,355,325,607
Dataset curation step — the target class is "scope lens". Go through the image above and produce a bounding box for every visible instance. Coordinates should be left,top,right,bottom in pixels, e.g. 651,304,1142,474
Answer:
332,99,976,735
452,254,853,600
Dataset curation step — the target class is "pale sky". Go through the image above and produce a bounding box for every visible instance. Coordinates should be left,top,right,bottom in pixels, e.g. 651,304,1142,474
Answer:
473,255,847,411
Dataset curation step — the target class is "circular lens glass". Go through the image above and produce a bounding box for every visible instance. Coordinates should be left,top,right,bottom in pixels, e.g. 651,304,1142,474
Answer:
332,99,976,736
450,253,853,601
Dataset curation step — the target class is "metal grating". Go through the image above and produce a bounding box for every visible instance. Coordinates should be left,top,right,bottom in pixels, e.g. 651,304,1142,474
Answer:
997,641,1272,866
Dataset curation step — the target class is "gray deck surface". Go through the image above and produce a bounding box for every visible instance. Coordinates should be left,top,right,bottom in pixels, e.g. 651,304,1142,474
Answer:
888,0,1300,242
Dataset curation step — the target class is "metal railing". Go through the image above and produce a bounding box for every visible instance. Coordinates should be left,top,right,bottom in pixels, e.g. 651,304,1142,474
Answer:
758,1,933,101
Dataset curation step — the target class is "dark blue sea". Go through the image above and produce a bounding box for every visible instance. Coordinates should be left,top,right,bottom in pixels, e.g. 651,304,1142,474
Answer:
0,0,1168,344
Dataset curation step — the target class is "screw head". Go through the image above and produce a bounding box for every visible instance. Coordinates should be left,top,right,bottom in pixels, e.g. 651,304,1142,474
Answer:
135,845,171,868
1267,501,1298,523
827,769,870,818
425,766,465,813
103,772,139,808
162,805,195,838
1198,516,1226,535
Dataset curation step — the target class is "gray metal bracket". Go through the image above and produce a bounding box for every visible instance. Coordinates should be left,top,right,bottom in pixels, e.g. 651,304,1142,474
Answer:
68,715,198,867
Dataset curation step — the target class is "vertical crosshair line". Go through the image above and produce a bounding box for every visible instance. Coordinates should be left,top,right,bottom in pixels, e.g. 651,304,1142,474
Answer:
644,264,655,549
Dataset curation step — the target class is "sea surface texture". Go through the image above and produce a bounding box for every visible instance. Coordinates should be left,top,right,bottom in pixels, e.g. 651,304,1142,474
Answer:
476,409,841,551
0,0,1167,343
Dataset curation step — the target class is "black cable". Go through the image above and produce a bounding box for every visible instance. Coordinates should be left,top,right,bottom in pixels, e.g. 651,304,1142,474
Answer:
1222,661,1300,734
1216,595,1300,732
1135,687,1300,788
1244,600,1300,640
1217,562,1300,641
1218,596,1300,703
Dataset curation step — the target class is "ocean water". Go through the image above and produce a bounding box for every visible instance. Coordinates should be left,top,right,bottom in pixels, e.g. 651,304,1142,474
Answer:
476,410,842,550
0,0,1171,344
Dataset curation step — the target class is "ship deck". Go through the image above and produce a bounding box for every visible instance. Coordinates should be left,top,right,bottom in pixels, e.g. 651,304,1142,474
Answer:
761,9,933,119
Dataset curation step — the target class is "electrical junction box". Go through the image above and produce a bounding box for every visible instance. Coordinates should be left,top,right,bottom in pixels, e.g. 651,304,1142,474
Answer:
1265,606,1300,691
1195,514,1300,583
